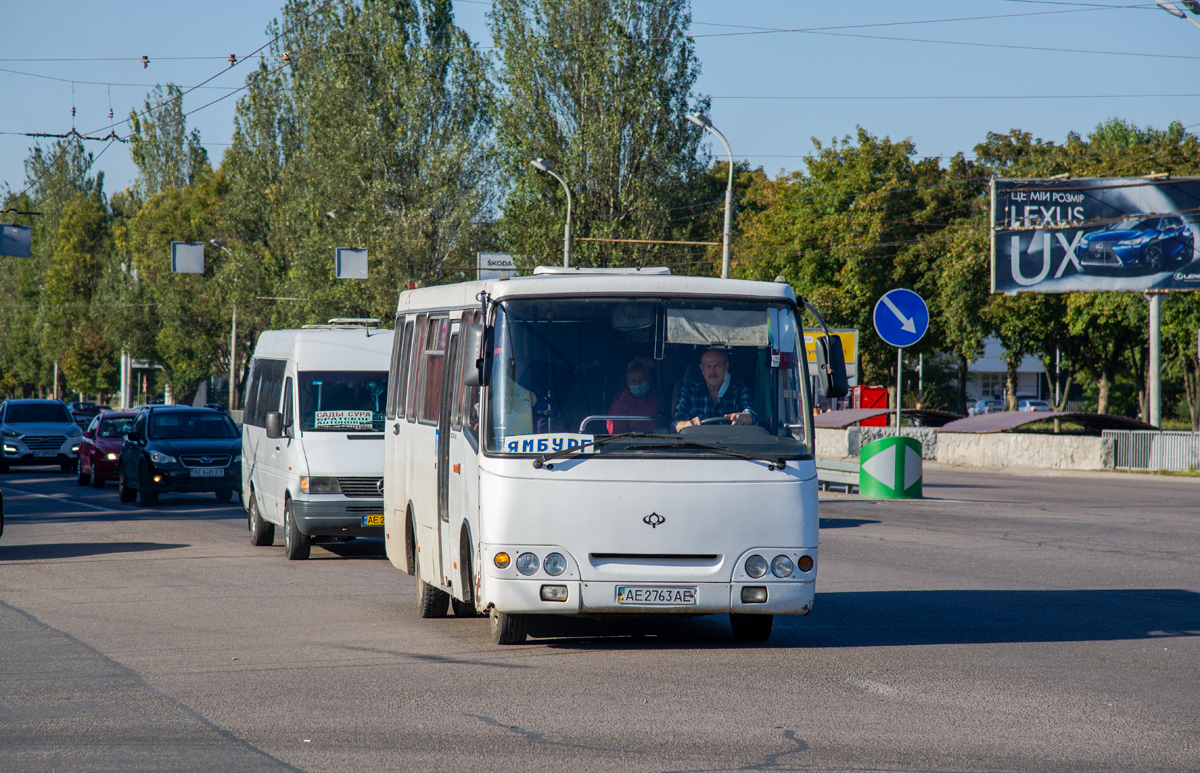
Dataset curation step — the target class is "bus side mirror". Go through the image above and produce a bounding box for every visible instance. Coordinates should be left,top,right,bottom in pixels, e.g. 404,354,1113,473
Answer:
815,335,849,399
265,411,283,439
462,323,492,387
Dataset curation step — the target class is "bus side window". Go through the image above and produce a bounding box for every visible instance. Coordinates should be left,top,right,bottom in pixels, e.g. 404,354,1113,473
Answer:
388,319,415,420
405,315,427,423
418,317,449,426
450,316,468,431
460,311,481,441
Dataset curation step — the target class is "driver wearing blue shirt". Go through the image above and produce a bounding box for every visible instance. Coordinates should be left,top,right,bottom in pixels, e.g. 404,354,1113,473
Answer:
674,349,756,432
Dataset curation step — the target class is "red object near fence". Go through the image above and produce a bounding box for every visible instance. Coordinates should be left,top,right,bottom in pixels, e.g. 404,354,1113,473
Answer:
853,385,888,426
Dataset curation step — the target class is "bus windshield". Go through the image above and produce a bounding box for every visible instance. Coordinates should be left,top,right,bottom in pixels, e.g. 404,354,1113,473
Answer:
298,371,389,432
484,297,811,458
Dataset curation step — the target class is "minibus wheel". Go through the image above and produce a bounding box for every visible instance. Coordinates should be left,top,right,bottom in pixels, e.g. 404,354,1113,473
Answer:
248,492,274,547
489,608,527,645
730,614,773,642
415,546,449,618
283,499,311,560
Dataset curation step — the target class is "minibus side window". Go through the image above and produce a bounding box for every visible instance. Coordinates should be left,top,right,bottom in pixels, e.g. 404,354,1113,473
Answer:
282,377,294,432
418,317,449,425
405,315,427,423
388,319,415,420
243,358,262,426
450,317,468,431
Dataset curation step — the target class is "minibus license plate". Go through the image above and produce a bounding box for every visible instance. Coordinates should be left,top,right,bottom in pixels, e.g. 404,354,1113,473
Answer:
189,468,223,477
33,451,57,458
362,514,384,526
616,586,697,606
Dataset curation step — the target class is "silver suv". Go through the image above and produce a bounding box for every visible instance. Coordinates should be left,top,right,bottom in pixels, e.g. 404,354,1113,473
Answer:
0,399,84,474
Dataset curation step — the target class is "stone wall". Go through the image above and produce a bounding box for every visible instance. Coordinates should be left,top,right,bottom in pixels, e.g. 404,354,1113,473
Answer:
936,433,1114,471
814,426,937,460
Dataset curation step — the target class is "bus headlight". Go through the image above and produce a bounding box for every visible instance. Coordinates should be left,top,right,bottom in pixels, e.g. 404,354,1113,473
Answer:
516,552,539,575
300,476,341,494
494,552,511,569
744,554,768,579
543,553,566,576
771,555,794,578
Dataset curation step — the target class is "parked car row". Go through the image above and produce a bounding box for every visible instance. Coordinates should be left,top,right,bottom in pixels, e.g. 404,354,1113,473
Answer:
967,397,1054,415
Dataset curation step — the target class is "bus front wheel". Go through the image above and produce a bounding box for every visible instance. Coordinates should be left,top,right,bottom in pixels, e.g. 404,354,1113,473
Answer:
730,613,773,642
489,608,527,645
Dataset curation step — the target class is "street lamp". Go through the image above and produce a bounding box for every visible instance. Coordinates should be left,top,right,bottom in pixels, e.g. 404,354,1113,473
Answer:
1157,0,1200,27
531,157,572,268
210,239,238,411
687,112,734,280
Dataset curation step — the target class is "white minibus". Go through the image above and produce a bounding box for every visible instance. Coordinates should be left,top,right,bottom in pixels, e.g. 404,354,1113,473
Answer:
242,320,394,560
383,268,846,643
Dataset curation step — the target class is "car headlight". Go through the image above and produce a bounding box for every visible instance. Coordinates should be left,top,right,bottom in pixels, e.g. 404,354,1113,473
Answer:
106,452,118,461
149,451,177,465
516,552,539,576
300,476,341,494
744,554,768,579
67,425,83,437
543,552,566,576
2,429,20,438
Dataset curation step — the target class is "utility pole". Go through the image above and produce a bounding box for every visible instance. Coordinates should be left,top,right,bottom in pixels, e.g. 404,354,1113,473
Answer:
1148,293,1163,427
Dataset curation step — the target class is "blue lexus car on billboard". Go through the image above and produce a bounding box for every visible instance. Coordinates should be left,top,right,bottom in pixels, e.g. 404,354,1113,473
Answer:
1079,215,1195,275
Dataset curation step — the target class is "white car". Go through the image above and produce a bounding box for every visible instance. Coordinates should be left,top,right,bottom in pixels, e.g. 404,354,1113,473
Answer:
1017,399,1053,412
969,399,1004,416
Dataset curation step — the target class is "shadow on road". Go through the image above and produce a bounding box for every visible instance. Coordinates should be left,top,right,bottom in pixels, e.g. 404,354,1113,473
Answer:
818,517,881,529
313,538,387,559
0,542,188,561
533,588,1200,649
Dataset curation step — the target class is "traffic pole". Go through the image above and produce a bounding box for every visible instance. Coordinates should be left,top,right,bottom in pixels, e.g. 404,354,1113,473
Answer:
1148,293,1162,427
896,348,903,431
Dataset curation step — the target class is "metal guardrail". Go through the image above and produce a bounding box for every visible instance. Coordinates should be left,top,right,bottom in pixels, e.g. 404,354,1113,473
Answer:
816,459,859,494
1102,430,1200,472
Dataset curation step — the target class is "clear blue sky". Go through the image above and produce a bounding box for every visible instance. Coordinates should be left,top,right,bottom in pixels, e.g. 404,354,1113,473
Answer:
3,1,1199,198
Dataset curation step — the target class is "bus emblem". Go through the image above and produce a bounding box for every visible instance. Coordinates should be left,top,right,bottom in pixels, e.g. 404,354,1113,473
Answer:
642,513,665,529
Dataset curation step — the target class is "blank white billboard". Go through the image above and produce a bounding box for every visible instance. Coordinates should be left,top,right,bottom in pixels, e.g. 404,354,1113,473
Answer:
336,248,368,279
170,241,205,274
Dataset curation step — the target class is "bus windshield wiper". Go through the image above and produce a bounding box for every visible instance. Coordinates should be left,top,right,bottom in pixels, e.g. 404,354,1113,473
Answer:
633,440,788,471
532,432,678,469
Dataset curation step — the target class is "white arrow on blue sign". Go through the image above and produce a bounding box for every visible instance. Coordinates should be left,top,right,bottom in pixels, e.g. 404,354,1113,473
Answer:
873,289,929,348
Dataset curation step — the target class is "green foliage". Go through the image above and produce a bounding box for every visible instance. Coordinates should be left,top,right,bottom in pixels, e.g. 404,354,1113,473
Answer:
490,0,709,268
129,83,212,199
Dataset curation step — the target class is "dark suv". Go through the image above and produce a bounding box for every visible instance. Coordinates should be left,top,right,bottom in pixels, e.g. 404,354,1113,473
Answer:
118,406,242,506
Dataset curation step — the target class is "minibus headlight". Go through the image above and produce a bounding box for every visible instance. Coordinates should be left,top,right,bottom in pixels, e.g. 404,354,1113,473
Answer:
744,554,768,579
771,555,794,578
494,552,511,569
543,553,566,576
300,476,341,494
516,552,539,575
540,585,568,602
797,555,814,573
741,587,768,603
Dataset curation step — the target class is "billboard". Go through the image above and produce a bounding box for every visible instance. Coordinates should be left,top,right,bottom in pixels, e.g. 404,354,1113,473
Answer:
335,247,368,279
478,252,517,280
1,223,33,258
803,328,858,386
991,177,1200,293
170,241,205,274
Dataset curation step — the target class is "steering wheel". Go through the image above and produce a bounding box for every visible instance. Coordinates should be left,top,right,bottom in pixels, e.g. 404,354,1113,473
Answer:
699,416,733,425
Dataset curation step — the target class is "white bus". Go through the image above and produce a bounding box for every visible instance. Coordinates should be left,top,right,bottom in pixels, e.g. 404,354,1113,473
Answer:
383,267,845,644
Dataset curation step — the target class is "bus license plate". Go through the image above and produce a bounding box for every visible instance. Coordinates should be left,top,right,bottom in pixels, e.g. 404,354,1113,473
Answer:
189,468,223,477
616,586,697,606
362,514,384,526
33,451,57,458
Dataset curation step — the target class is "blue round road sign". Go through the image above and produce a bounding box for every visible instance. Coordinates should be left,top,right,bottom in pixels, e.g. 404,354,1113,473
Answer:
873,289,929,348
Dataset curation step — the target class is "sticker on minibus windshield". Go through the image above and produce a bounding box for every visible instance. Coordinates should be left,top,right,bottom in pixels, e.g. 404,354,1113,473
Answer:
314,410,374,428
500,433,594,454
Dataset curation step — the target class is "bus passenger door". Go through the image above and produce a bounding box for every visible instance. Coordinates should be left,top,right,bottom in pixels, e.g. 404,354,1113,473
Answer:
447,311,480,603
435,327,459,588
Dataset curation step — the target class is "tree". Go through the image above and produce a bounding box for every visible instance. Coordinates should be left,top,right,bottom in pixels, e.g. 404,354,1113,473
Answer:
491,0,709,269
128,83,211,200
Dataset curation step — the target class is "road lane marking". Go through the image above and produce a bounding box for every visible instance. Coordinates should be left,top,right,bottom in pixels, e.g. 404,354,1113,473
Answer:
0,485,120,512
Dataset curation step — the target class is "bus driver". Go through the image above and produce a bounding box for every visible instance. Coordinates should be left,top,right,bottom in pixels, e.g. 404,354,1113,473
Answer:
674,348,756,432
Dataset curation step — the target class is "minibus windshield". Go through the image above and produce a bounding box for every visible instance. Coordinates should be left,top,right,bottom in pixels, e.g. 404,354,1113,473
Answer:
298,371,389,432
484,297,812,458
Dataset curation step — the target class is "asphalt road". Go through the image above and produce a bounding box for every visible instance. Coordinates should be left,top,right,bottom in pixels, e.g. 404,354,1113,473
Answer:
1,464,1197,772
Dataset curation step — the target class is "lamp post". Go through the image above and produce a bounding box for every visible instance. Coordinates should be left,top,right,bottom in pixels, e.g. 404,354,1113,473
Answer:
1157,0,1200,27
687,112,734,279
531,158,572,268
210,239,238,410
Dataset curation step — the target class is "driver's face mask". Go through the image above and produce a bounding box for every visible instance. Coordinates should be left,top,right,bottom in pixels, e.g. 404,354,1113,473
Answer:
717,372,731,399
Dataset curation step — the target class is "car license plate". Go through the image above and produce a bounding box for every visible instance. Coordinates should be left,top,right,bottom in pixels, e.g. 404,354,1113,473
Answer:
362,514,384,526
616,586,697,606
189,468,224,477
33,451,57,458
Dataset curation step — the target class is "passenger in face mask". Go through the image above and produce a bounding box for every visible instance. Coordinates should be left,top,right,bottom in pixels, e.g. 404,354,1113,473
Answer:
674,348,756,432
606,364,659,434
